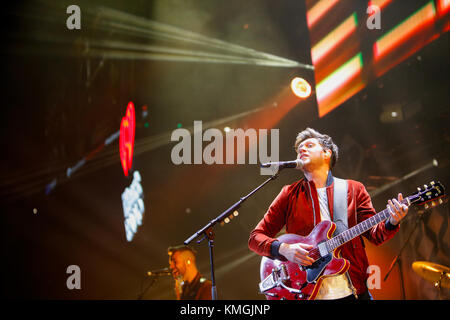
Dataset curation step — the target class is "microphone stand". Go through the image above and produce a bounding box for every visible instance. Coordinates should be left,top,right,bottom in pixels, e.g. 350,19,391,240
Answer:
137,274,159,300
184,171,280,300
383,210,425,299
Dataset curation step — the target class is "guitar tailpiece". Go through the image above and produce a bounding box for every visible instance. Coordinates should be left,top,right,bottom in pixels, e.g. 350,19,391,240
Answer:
279,280,303,294
263,292,278,298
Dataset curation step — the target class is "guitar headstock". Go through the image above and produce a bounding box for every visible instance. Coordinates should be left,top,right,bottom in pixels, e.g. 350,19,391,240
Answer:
409,181,446,207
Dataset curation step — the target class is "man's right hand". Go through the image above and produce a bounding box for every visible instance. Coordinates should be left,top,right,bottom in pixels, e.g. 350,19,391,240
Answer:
279,242,315,266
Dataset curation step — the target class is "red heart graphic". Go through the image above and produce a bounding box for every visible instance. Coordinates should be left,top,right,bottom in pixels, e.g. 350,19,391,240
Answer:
119,102,135,177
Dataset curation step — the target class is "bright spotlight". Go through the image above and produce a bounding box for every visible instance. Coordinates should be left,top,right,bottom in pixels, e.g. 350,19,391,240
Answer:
290,77,312,98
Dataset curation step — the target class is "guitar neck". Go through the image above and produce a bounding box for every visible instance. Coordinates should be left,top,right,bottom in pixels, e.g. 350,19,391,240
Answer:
326,197,411,251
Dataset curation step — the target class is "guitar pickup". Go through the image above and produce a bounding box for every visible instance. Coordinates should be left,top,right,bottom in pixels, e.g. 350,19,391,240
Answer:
317,242,329,257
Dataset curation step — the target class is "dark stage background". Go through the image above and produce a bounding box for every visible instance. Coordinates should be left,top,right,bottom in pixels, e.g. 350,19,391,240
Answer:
1,0,449,300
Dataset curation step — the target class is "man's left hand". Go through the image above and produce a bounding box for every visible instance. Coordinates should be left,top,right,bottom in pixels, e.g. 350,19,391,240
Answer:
387,193,409,226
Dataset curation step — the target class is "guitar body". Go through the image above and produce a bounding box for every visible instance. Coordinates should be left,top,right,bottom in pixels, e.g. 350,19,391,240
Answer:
260,221,350,300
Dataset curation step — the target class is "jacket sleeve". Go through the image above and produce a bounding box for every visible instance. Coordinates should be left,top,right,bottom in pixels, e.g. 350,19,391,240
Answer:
248,185,289,258
356,182,399,245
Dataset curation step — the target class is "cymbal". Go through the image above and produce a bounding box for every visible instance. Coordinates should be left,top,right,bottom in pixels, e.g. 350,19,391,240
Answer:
412,261,450,289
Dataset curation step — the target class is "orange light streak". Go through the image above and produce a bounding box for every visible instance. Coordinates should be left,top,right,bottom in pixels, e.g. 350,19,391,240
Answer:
307,0,340,28
368,0,393,12
438,0,450,16
373,2,437,61
316,53,363,104
311,12,358,65
316,53,364,117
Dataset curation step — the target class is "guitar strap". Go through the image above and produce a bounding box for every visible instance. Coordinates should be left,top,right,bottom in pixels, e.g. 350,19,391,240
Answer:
332,177,348,236
332,177,359,298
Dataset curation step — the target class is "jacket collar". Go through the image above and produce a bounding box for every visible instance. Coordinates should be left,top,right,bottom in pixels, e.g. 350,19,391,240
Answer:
326,170,334,187
303,170,334,188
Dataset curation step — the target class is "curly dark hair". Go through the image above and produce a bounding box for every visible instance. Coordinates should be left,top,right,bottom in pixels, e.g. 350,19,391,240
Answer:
294,128,339,169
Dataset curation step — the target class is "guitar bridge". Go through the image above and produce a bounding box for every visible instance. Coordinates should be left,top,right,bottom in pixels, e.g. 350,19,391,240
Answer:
280,264,290,281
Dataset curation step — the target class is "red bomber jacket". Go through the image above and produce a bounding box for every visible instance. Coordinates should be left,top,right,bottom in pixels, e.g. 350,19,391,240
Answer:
248,173,400,295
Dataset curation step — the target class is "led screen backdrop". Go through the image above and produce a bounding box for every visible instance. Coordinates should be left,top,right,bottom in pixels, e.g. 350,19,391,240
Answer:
306,0,450,117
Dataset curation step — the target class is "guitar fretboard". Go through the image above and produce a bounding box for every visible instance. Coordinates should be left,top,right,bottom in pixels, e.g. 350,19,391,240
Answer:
325,198,410,252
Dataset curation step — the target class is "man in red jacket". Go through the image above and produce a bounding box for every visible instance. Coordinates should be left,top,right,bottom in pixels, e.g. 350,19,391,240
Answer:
248,128,409,300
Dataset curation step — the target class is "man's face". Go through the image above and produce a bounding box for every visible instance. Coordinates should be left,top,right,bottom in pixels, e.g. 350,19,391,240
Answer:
296,137,330,169
169,252,186,278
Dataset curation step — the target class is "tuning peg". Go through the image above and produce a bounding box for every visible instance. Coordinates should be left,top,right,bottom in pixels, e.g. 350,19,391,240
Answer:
423,184,428,189
439,199,443,204
430,181,435,186
417,187,422,192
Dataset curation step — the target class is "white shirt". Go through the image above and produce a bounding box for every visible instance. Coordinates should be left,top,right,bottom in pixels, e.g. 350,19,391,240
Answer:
315,187,353,300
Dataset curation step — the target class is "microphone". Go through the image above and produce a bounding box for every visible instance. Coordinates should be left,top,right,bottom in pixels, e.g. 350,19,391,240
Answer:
260,159,303,170
147,267,172,276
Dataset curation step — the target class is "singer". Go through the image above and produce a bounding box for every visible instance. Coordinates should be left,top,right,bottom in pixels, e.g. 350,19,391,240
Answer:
168,245,212,300
248,128,409,300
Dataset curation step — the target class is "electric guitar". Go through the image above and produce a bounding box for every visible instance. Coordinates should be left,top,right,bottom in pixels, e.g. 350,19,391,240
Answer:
259,181,445,300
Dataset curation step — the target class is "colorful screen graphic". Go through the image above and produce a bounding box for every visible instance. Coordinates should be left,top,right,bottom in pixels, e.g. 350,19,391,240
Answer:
306,0,450,117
